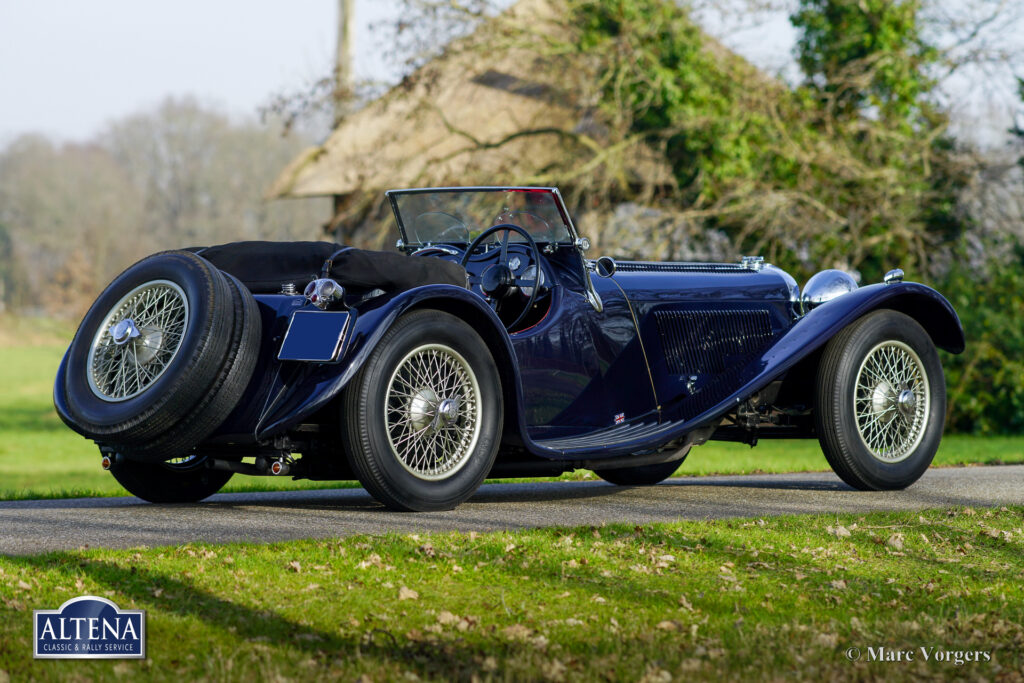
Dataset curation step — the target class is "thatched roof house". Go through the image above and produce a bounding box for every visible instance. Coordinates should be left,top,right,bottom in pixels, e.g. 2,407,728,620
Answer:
267,0,795,257
267,0,673,204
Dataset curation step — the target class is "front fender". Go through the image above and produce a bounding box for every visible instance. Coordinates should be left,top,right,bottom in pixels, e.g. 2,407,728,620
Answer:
738,282,963,406
651,281,964,437
255,285,517,438
795,281,964,354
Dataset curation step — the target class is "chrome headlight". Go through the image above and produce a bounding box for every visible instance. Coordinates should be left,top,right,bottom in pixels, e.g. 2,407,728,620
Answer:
800,269,857,315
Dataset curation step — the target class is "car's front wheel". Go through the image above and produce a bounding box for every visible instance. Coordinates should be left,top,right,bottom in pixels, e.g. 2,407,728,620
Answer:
815,309,945,490
341,310,502,511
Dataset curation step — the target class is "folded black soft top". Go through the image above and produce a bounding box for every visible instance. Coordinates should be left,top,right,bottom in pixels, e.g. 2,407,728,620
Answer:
191,241,467,294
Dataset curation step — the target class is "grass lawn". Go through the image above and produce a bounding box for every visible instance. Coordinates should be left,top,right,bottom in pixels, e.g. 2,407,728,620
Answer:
1,506,1020,680
3,316,1022,500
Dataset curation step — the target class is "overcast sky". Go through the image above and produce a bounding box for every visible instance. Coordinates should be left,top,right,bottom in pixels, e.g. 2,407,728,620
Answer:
0,0,405,144
0,1,1016,147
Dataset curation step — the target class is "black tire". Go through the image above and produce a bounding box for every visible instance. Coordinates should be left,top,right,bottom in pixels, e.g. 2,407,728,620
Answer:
126,273,262,461
61,251,261,461
595,446,690,486
109,457,233,503
815,309,945,490
341,309,502,511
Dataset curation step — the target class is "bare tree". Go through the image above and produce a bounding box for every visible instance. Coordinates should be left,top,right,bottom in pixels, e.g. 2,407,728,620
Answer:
0,99,329,316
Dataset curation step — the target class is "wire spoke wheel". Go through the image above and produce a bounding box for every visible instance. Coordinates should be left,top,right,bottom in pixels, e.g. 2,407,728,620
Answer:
853,341,930,463
384,344,482,481
87,280,189,402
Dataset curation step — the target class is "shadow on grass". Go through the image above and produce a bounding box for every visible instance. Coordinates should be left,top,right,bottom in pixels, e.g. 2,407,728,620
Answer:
3,553,512,679
0,405,67,433
6,514,1022,678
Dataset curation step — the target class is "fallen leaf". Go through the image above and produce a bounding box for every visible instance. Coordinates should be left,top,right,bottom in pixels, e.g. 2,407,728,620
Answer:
357,554,384,570
398,586,419,601
502,624,532,640
639,665,672,683
288,561,301,573
678,595,694,611
886,534,905,551
829,525,852,539
657,620,680,631
814,632,839,648
437,611,460,626
830,579,847,590
542,658,567,682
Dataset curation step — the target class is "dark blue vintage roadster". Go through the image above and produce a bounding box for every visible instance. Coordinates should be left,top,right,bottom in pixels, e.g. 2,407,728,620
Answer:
55,187,965,510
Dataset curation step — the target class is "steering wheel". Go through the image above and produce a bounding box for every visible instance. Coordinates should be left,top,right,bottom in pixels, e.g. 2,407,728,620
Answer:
460,224,546,331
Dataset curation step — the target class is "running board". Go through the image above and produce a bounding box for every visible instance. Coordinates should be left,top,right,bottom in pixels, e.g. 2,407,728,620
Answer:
533,419,685,457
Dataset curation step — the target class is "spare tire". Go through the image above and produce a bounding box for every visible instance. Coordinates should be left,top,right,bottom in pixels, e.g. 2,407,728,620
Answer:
61,250,261,461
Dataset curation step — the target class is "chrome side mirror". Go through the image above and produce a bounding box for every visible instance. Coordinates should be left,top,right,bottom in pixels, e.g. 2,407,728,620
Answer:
596,256,616,278
574,236,592,252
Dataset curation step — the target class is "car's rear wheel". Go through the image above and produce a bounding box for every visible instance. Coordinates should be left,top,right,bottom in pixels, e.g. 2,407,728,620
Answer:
61,251,261,463
594,446,690,486
109,455,233,503
815,309,945,490
341,310,502,511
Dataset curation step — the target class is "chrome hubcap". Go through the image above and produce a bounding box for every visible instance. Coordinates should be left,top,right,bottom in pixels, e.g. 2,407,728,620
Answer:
111,319,140,345
854,341,929,463
408,388,440,431
384,344,481,481
87,280,189,402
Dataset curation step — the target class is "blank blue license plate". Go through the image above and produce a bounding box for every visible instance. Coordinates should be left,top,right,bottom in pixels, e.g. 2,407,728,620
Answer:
277,310,350,362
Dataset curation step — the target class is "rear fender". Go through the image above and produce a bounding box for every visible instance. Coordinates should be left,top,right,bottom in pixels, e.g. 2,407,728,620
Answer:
255,285,523,438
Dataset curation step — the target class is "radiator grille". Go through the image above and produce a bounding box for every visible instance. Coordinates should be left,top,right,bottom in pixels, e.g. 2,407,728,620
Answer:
655,308,775,376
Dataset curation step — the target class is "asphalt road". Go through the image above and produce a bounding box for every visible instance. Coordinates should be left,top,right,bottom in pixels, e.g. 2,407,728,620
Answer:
2,465,1022,555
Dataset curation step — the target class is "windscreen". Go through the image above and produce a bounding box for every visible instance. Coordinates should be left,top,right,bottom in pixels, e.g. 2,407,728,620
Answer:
389,188,573,247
